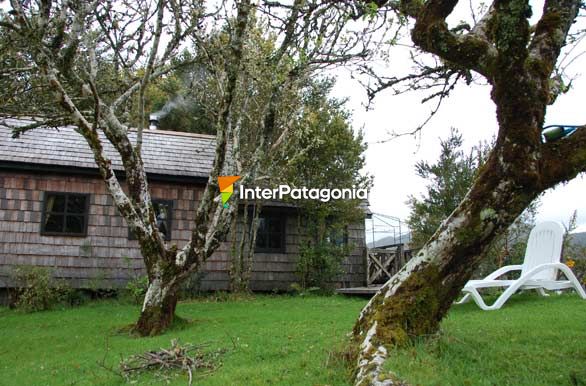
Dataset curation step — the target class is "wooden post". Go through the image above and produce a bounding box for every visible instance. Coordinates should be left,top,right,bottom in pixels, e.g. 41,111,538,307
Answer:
398,243,405,268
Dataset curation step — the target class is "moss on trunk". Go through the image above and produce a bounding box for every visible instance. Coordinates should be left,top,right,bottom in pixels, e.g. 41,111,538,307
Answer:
355,265,448,348
134,285,179,337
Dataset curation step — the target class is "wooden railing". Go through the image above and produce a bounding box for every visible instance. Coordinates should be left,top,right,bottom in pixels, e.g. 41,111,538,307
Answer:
366,244,415,285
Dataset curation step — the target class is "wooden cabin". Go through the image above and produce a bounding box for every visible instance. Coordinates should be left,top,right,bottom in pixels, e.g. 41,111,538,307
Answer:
0,119,367,294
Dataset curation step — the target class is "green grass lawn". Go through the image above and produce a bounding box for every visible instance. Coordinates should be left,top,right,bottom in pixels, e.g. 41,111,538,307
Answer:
387,293,586,386
0,293,585,386
0,295,366,386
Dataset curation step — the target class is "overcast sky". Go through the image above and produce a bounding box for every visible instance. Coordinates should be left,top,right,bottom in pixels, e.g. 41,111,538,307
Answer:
332,2,586,234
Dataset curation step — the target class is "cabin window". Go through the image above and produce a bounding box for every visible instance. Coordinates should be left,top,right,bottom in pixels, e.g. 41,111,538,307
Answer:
326,226,349,247
255,215,285,253
41,192,89,236
128,199,173,241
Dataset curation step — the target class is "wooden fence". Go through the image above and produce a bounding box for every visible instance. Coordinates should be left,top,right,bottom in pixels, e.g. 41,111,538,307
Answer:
366,245,416,285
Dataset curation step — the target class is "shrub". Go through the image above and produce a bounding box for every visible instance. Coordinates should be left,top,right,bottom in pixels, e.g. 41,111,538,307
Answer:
564,231,586,289
125,275,149,305
566,258,586,289
11,266,72,312
296,242,349,293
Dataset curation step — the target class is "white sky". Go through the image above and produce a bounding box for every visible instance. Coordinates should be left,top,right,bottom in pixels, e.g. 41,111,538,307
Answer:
332,1,586,232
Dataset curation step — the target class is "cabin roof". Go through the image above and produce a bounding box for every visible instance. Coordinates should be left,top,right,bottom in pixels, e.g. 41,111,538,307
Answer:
0,118,216,180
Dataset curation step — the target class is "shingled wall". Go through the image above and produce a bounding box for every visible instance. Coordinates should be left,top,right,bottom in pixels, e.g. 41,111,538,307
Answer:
0,170,366,291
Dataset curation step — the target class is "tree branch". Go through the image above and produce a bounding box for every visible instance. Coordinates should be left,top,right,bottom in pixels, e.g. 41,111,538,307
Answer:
540,125,586,187
137,0,165,152
410,0,497,79
528,0,581,78
185,0,254,267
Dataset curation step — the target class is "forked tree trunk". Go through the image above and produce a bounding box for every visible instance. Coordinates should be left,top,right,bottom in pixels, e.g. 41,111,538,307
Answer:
351,143,542,384
349,1,586,384
352,81,586,382
352,118,586,386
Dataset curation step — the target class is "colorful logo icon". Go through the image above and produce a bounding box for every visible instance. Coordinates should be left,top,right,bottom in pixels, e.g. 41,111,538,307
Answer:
218,176,241,208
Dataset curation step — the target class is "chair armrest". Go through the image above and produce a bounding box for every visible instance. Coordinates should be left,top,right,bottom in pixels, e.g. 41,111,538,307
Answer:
520,263,568,280
484,265,523,280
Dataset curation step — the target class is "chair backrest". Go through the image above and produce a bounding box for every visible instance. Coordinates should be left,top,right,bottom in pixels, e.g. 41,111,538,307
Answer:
521,221,564,280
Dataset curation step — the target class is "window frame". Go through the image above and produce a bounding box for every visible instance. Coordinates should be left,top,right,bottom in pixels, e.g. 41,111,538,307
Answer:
128,199,174,241
254,213,286,254
40,191,90,237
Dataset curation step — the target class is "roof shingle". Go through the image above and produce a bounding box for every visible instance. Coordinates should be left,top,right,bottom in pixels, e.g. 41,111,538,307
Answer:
0,118,217,178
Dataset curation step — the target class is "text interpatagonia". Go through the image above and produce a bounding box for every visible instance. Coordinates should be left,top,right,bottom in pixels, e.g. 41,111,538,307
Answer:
239,184,368,202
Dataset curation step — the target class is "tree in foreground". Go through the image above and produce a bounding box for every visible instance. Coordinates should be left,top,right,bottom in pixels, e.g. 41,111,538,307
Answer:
0,1,373,336
407,129,536,276
351,1,586,384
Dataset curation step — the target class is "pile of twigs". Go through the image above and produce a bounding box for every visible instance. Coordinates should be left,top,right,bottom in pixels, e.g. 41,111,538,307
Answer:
120,339,222,385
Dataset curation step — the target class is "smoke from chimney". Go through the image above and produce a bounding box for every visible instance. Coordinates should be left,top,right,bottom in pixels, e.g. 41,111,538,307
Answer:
149,95,192,130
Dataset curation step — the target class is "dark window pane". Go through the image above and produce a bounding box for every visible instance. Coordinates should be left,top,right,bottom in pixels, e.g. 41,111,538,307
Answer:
44,213,64,232
154,201,172,240
67,195,87,214
129,199,172,241
268,236,282,249
255,215,284,252
157,218,169,237
47,195,66,212
65,216,84,234
154,202,170,215
327,229,346,247
268,219,282,232
256,232,267,249
42,193,88,236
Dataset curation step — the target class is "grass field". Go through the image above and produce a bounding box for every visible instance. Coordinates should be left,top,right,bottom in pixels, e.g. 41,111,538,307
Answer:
387,293,586,386
0,293,585,385
0,295,366,386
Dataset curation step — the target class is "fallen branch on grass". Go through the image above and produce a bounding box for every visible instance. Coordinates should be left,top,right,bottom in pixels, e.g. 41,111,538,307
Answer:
119,339,224,385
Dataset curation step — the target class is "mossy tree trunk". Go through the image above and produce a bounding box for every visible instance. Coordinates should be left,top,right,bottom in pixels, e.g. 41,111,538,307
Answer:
135,280,179,336
132,0,255,333
133,247,184,336
352,1,586,384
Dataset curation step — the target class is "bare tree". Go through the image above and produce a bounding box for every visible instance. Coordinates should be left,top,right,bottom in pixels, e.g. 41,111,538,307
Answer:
0,0,374,336
349,1,586,384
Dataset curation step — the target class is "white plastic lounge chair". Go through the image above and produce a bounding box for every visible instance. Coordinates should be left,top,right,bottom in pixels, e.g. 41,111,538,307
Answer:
457,221,586,310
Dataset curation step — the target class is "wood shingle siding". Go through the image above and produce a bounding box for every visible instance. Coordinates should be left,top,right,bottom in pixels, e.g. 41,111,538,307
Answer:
0,121,367,291
0,171,366,290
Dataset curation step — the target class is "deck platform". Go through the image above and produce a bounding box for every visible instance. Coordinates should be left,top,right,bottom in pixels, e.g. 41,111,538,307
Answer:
336,285,382,296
